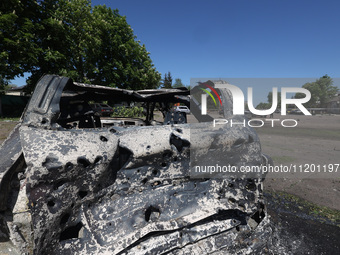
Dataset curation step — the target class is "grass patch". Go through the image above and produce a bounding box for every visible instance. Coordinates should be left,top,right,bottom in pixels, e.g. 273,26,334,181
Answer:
271,155,296,164
0,117,20,122
265,190,340,227
0,121,19,144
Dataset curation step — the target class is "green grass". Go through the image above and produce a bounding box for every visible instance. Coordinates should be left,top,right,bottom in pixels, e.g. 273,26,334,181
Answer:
0,117,20,121
266,190,340,227
271,155,296,164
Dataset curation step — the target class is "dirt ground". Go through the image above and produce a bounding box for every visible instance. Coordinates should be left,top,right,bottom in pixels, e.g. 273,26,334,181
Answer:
256,114,340,211
0,121,18,144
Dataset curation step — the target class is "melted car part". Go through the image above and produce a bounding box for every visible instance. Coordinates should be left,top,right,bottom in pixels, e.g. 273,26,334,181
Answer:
1,75,271,254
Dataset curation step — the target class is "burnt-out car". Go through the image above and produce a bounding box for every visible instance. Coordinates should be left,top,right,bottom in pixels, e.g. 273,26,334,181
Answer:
0,75,271,254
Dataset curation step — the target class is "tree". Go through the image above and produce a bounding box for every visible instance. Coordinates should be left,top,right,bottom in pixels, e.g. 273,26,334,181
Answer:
255,91,281,110
0,76,10,95
86,4,161,89
255,102,271,109
295,75,338,108
267,91,281,109
0,0,41,81
1,0,161,91
173,78,184,88
294,82,320,108
161,72,172,88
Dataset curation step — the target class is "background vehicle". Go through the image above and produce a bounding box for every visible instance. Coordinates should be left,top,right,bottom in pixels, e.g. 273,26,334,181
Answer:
174,105,190,114
90,103,114,116
290,109,303,114
244,110,252,119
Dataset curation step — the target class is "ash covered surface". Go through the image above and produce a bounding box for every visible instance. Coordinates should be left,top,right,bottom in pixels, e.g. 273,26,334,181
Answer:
0,75,338,254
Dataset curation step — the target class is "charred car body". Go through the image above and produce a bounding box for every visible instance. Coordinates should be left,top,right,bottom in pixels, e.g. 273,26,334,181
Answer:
0,75,271,254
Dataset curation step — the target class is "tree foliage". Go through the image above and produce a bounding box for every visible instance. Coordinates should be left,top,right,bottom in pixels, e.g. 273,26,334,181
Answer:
295,75,338,108
267,91,281,108
255,91,280,110
255,102,271,109
0,0,41,80
173,78,184,88
256,75,338,109
0,76,10,95
161,71,173,88
111,106,143,118
0,0,161,91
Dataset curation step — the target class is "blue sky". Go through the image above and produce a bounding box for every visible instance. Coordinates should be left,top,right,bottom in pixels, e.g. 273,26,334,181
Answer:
13,0,340,104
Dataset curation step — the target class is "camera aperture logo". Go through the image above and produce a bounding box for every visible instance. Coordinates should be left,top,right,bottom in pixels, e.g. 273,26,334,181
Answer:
200,83,311,128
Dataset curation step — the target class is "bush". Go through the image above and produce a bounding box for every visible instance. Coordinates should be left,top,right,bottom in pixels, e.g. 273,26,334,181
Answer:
111,106,144,118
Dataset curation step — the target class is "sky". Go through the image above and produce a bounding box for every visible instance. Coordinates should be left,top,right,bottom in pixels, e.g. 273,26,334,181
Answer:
13,0,340,104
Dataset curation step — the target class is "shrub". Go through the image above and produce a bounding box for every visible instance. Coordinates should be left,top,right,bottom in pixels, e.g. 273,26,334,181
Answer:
111,106,144,118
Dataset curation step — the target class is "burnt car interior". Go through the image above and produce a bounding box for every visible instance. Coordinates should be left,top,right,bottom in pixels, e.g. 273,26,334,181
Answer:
54,80,191,129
